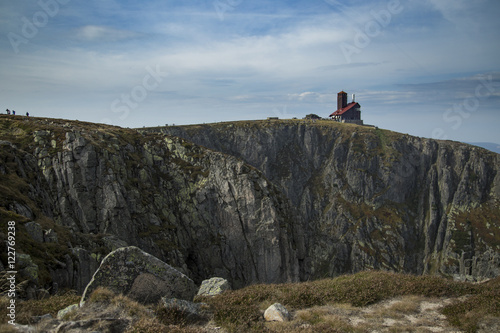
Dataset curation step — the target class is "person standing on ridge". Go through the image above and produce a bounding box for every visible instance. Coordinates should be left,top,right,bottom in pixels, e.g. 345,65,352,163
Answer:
6,109,10,115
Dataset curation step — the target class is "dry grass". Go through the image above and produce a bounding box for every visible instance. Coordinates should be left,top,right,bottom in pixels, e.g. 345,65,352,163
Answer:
388,296,423,314
85,288,209,333
366,296,424,320
5,271,499,332
126,317,169,333
0,296,19,332
199,271,494,332
87,286,116,303
442,277,500,332
295,307,357,332
12,291,80,325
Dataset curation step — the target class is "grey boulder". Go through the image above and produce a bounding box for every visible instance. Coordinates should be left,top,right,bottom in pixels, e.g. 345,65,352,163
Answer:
197,277,231,297
81,246,197,305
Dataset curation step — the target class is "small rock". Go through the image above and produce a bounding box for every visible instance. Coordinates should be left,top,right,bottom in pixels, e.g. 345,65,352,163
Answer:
197,277,231,296
264,303,291,322
30,313,52,324
57,304,79,320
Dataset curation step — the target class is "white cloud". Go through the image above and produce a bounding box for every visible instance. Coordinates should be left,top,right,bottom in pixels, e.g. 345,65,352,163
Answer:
77,25,142,42
426,0,475,27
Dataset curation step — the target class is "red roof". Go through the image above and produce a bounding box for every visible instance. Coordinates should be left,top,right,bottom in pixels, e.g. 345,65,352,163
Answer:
329,102,360,117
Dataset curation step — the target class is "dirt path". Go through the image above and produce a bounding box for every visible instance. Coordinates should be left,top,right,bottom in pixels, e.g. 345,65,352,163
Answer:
265,295,470,333
337,296,465,332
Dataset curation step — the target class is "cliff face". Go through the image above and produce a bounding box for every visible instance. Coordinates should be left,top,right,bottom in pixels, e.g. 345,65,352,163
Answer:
1,116,499,294
146,120,500,280
0,116,301,292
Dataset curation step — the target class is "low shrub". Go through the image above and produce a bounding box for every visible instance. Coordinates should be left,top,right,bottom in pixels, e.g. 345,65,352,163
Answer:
126,317,168,333
13,291,80,324
156,305,190,326
200,271,483,332
87,286,116,304
442,276,500,332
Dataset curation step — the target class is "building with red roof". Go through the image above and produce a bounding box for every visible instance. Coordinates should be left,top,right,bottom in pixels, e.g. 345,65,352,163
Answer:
329,91,363,125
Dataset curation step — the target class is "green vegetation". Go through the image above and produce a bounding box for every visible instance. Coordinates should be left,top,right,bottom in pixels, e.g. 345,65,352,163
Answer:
452,204,500,251
442,277,500,332
0,115,212,287
196,271,496,332
1,116,499,332
0,209,74,285
2,271,498,332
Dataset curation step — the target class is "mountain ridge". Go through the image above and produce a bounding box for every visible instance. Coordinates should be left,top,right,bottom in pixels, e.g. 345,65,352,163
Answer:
468,142,500,155
142,119,500,279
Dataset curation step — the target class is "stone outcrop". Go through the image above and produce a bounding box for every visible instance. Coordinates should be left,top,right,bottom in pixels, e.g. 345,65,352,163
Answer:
0,116,300,292
149,120,500,281
197,277,231,296
81,246,197,305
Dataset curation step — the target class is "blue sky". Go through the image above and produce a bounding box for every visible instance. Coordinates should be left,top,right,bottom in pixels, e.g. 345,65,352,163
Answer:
1,0,499,144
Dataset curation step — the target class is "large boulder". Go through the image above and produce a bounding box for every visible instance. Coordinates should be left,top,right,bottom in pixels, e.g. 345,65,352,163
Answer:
80,246,197,305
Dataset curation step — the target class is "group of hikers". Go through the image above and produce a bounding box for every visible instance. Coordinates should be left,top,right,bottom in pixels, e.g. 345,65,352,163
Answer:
5,109,29,117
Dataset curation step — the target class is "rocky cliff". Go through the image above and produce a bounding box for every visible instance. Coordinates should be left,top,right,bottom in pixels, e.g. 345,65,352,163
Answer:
144,120,500,281
0,116,499,295
0,116,300,293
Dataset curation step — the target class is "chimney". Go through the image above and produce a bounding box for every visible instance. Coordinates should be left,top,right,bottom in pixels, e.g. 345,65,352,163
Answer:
352,94,355,103
337,91,347,110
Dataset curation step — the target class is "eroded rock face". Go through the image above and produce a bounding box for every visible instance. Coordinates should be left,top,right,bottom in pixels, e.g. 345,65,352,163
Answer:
1,117,499,293
1,118,301,291
154,121,500,281
81,246,197,305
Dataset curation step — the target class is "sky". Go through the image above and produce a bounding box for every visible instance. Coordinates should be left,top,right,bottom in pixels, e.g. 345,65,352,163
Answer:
1,0,499,145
